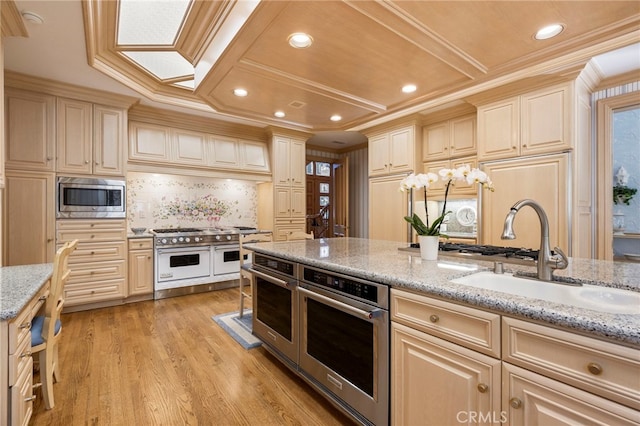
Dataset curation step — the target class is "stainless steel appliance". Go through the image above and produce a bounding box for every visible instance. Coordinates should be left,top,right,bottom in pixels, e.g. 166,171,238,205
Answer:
400,241,540,266
249,253,389,426
152,227,248,299
250,253,298,367
57,176,125,218
298,265,389,426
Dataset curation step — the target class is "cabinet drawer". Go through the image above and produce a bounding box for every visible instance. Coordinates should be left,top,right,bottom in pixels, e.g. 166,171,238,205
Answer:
128,238,153,250
10,354,35,426
391,288,500,357
67,260,126,284
64,278,126,306
57,228,127,243
503,316,640,410
8,282,48,354
56,219,126,231
9,329,32,386
63,241,126,263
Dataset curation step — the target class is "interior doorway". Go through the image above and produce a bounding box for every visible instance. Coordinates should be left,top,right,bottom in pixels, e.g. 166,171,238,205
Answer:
305,158,349,238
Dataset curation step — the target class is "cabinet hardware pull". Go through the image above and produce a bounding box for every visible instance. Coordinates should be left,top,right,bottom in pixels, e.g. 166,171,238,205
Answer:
19,322,31,330
33,383,42,389
509,397,522,409
21,350,32,358
429,314,439,323
147,256,151,259
587,362,603,375
24,395,37,402
38,295,47,301
46,157,52,161
477,383,488,393
47,238,53,243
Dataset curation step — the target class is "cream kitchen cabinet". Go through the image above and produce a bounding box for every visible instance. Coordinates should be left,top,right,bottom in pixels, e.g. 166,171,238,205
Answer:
3,170,56,266
239,140,270,173
481,153,568,250
56,219,127,309
4,87,56,172
56,99,127,176
171,128,208,166
422,156,478,198
477,83,572,161
128,238,153,296
368,125,415,177
368,175,411,243
391,289,502,425
423,114,476,161
273,136,305,187
502,317,639,425
209,136,239,168
128,121,172,163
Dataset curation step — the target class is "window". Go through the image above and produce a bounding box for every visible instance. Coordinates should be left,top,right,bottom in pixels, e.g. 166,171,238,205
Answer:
316,162,331,176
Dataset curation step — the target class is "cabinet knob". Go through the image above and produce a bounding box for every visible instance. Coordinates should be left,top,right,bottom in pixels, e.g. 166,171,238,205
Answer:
429,314,439,323
509,397,522,409
84,160,89,164
444,146,448,150
21,350,32,358
95,161,99,165
587,362,603,375
19,322,31,330
147,256,151,259
47,238,53,243
522,144,527,148
477,383,489,393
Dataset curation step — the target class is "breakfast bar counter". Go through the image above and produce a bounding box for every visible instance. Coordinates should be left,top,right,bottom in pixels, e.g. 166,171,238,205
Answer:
248,238,640,346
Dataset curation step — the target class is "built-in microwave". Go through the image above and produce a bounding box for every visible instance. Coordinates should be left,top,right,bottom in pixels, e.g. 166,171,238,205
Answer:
56,176,126,219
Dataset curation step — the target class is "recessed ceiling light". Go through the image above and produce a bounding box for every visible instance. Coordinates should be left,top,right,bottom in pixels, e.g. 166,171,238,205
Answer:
330,115,342,122
402,84,417,93
233,88,248,97
21,11,44,24
535,24,564,40
274,111,285,118
288,33,313,49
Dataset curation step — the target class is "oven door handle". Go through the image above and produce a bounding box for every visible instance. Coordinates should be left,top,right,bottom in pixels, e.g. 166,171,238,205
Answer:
245,267,296,289
298,286,382,321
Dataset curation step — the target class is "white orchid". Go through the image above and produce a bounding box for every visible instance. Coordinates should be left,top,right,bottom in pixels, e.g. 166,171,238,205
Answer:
400,165,495,236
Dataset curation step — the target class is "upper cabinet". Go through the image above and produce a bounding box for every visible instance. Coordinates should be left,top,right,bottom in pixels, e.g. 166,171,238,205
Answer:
368,124,417,177
57,99,127,176
273,136,305,187
128,120,271,176
422,114,476,161
5,88,56,172
477,83,572,161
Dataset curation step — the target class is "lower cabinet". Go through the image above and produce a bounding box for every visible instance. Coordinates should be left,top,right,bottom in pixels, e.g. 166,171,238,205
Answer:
56,219,127,309
390,288,640,425
127,238,153,296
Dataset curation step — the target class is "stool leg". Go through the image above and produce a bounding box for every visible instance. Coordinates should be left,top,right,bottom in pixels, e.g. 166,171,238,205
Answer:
39,347,55,409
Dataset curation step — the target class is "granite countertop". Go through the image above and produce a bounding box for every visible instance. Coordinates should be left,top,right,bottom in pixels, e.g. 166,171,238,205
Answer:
247,238,640,347
128,232,154,239
0,263,53,321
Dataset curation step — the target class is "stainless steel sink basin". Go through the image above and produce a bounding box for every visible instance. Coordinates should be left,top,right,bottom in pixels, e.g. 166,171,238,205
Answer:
451,271,640,315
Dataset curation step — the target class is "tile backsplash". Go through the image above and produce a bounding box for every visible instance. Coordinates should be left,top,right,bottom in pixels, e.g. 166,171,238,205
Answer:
127,172,257,230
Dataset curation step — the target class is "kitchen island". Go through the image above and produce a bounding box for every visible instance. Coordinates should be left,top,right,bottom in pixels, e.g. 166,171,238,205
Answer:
248,237,640,425
248,237,639,345
1,263,53,426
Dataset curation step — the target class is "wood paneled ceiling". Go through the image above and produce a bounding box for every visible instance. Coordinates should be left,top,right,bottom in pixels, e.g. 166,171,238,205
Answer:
84,1,640,133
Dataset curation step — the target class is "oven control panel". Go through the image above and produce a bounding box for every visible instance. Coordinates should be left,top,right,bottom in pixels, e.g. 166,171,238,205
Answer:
253,254,296,278
302,267,378,304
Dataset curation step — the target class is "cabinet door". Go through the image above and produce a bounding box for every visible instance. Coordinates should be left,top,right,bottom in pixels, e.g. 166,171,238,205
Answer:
209,136,239,168
422,159,449,197
129,122,171,162
392,322,501,426
422,122,449,161
94,105,125,176
449,115,477,158
477,97,519,161
57,98,93,174
521,84,571,156
368,175,410,242
503,363,639,426
289,139,306,187
450,156,478,196
368,133,389,176
290,187,306,217
388,126,414,173
3,171,55,266
273,137,292,185
5,88,56,171
128,249,153,296
171,129,208,166
274,186,292,217
240,140,270,172
481,154,568,250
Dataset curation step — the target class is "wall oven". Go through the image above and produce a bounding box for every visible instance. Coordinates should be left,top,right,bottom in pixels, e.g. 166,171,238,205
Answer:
298,265,389,426
250,253,298,367
57,176,125,218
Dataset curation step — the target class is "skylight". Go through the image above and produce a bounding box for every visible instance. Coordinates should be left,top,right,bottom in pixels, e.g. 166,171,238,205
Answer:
122,51,194,80
117,0,191,45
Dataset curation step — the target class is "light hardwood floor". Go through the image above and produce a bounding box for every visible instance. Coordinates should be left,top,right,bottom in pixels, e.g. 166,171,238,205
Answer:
31,288,354,425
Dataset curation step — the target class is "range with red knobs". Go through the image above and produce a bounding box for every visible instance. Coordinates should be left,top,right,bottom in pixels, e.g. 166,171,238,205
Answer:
151,227,255,299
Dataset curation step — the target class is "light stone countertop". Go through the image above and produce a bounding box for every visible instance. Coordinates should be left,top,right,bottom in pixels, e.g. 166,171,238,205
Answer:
247,238,640,347
0,263,53,321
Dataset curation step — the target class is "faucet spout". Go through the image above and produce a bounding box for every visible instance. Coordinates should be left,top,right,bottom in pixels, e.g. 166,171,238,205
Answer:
500,199,568,281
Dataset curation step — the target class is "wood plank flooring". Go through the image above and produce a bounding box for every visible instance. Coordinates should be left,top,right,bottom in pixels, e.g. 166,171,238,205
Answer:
30,288,354,425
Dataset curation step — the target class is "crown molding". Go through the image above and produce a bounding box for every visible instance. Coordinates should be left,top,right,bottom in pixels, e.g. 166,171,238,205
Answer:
1,1,28,38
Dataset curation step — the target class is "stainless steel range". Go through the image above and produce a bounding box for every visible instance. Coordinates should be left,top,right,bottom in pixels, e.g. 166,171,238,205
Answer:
152,227,253,299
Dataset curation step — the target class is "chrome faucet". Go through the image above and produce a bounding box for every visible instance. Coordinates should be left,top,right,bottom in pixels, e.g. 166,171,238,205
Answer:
501,199,568,282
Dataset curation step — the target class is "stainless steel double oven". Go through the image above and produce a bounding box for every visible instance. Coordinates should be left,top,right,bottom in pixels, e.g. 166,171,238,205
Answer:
250,253,389,426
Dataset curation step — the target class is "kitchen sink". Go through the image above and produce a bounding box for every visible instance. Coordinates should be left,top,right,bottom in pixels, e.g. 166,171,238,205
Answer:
451,271,640,315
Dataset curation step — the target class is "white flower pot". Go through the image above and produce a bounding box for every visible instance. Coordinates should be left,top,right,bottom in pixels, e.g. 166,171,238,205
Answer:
418,235,439,261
